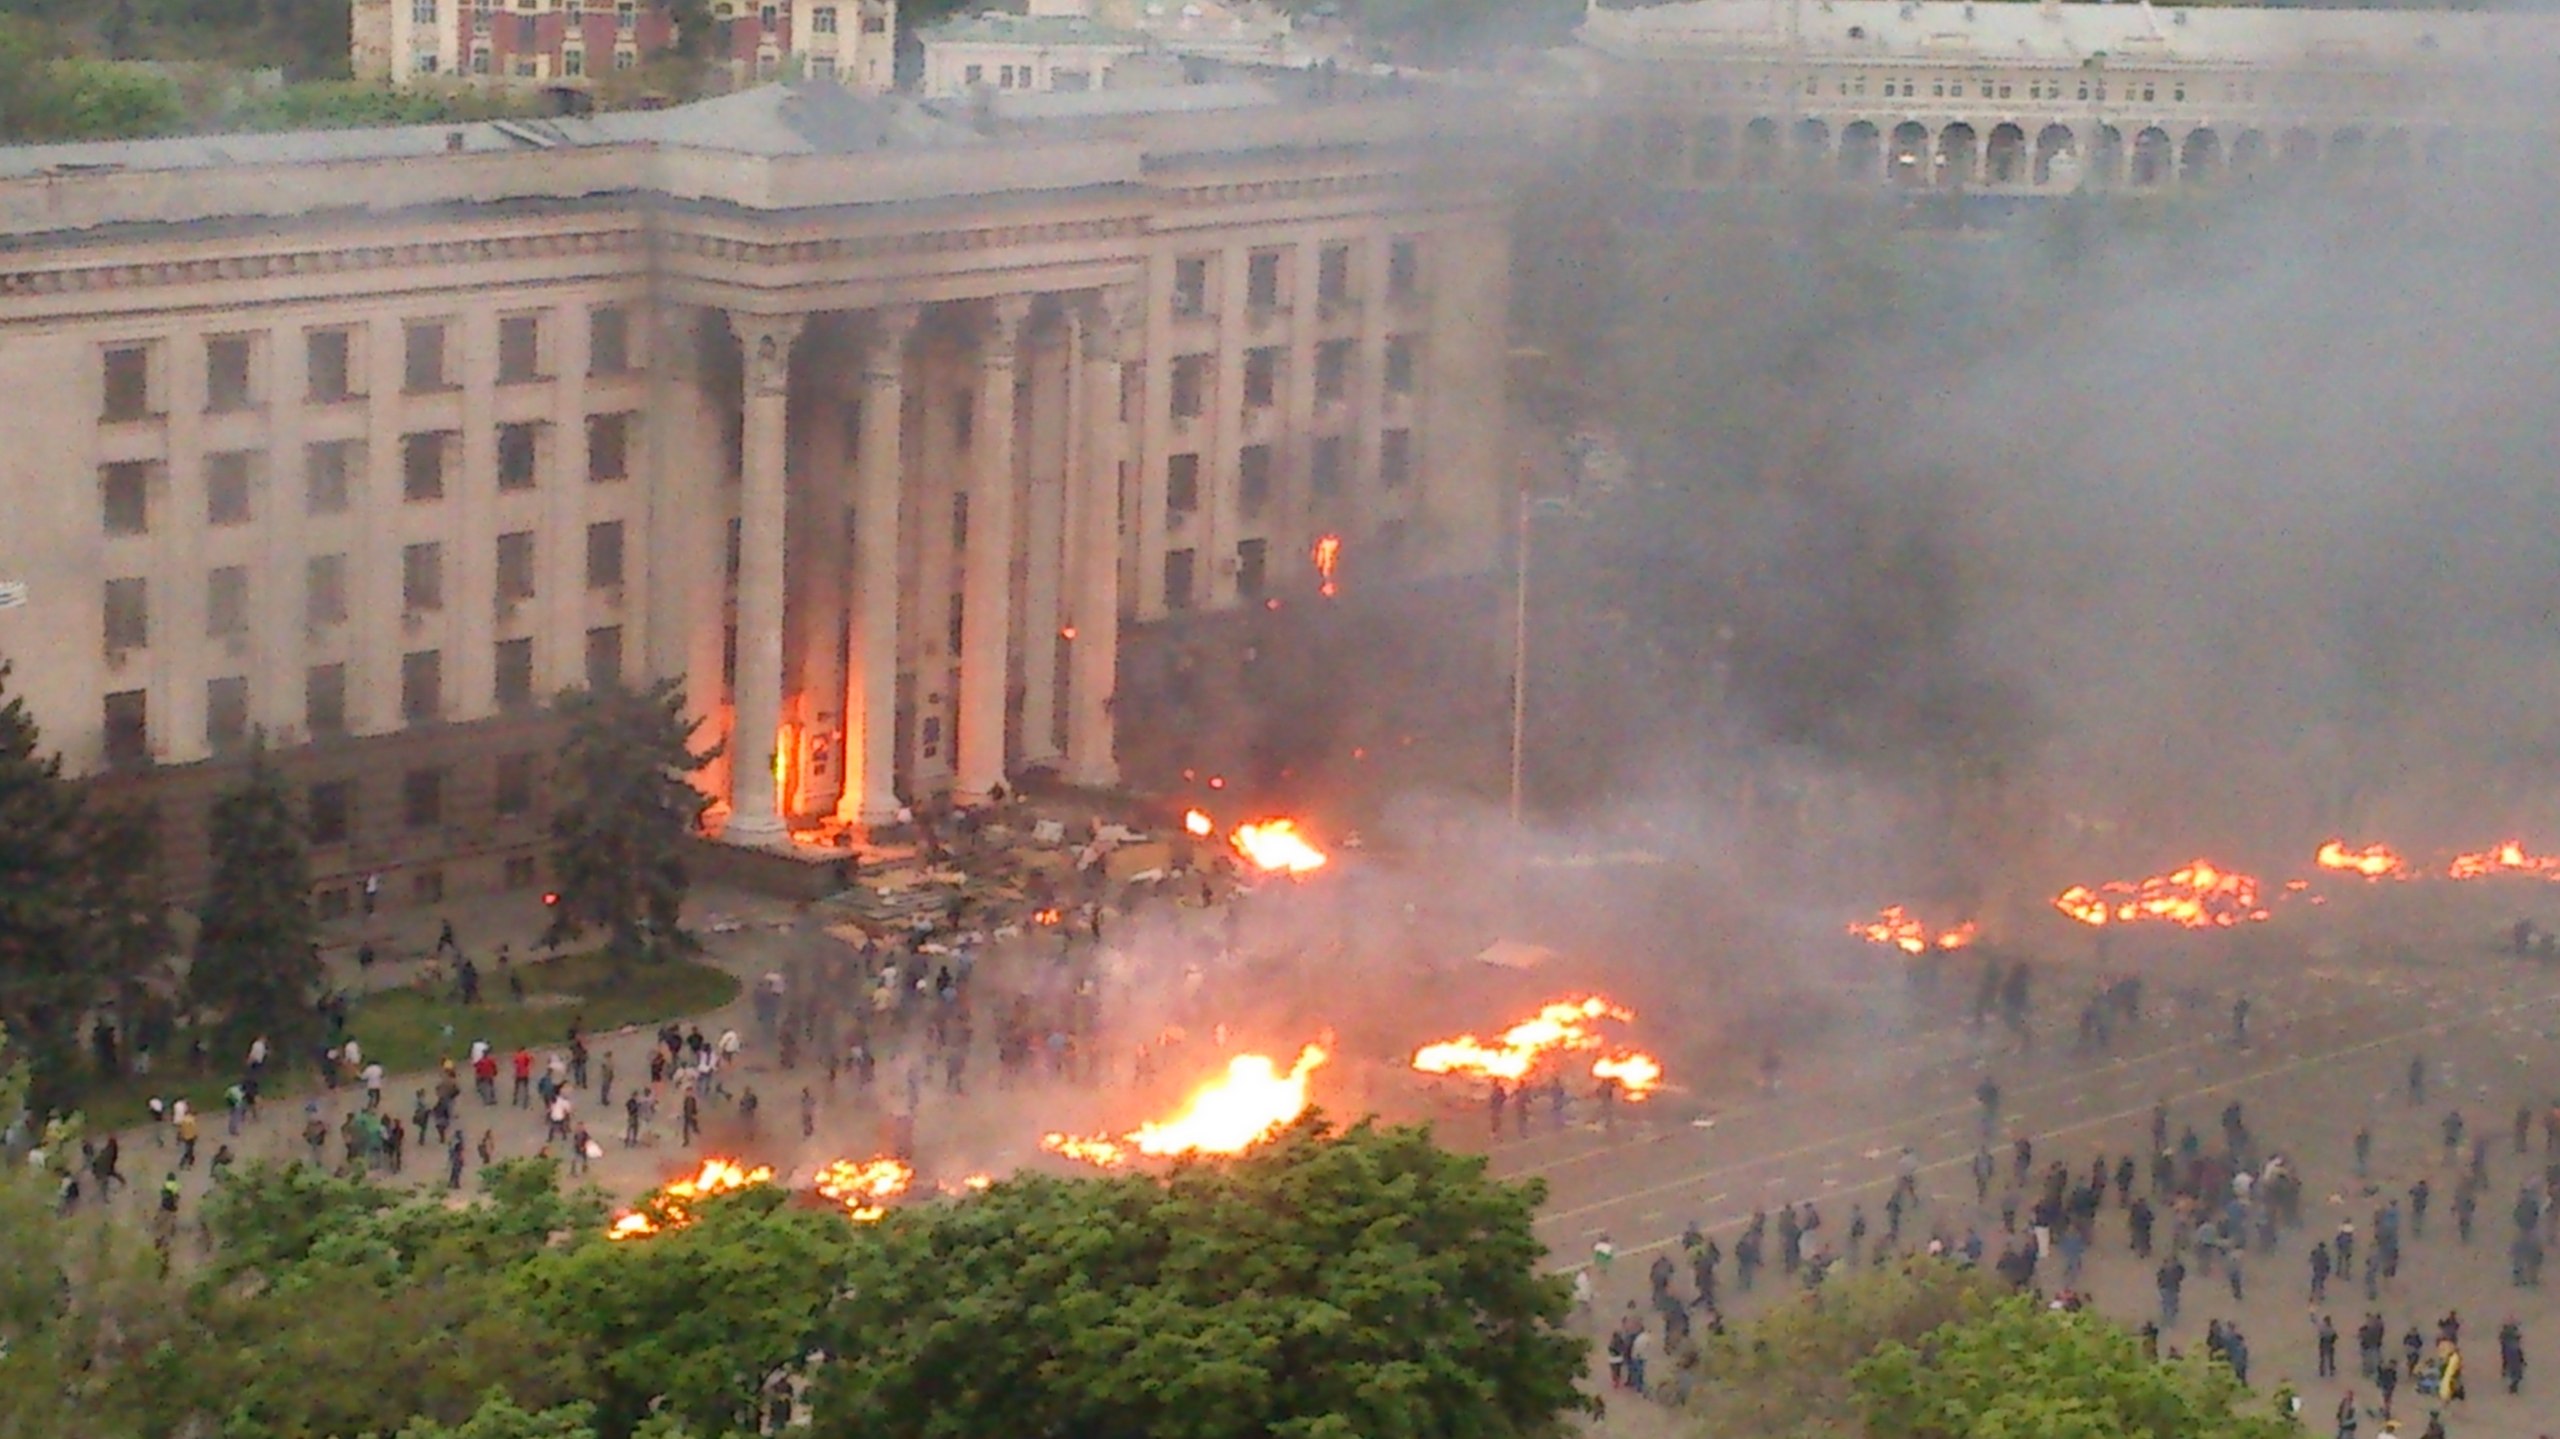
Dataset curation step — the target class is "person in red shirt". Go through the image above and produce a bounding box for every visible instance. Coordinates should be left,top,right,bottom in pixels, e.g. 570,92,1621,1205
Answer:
472,1051,500,1106
511,1048,534,1108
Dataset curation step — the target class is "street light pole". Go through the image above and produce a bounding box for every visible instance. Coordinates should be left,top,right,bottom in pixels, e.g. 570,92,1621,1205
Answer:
1509,491,1532,827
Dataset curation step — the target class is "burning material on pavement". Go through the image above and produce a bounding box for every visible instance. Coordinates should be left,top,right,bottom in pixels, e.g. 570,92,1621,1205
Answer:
606,1157,777,1240
1042,1043,1330,1167
1847,905,1980,955
2053,860,2270,929
2446,841,2560,881
812,1155,915,1222
2315,840,2412,881
1230,819,1328,876
1410,996,1662,1097
1591,1052,1664,1101
1183,808,1214,838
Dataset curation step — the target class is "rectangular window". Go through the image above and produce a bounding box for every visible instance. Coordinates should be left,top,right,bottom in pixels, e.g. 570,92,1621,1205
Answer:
206,676,250,752
402,432,448,501
413,0,436,24
1388,237,1421,302
498,313,543,384
1312,434,1346,496
206,335,255,413
307,663,348,737
964,63,982,84
402,767,445,829
306,554,349,627
1318,242,1352,307
952,492,968,549
402,542,444,613
306,439,358,514
725,517,743,583
812,5,837,31
1172,255,1210,317
101,461,152,535
587,412,631,481
104,578,149,651
1243,347,1280,409
494,752,536,816
1236,538,1268,600
584,625,624,690
1381,428,1413,488
562,47,585,76
1166,454,1201,515
617,0,634,27
307,328,355,402
401,649,443,724
102,345,152,422
1163,548,1196,611
1247,249,1283,312
403,321,448,393
496,531,536,605
1171,355,1211,419
495,636,535,710
586,521,625,589
946,594,965,657
1239,444,1273,518
207,565,249,639
589,306,630,375
308,777,352,845
515,12,536,44
1315,339,1353,402
498,422,541,491
102,691,149,767
206,451,256,526
1385,334,1417,395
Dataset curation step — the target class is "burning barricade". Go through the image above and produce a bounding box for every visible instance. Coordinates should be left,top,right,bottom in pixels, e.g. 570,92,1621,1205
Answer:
1410,996,1664,1102
1043,1043,1331,1168
1847,906,1980,956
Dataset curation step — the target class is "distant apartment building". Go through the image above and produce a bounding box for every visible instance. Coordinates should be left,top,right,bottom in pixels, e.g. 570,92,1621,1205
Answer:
918,0,1317,99
353,0,897,91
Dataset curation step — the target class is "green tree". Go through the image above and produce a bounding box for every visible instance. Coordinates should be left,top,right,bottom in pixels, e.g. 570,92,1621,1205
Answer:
1852,1294,2298,1439
543,680,718,965
1674,1258,2006,1435
519,1185,858,1439
46,58,181,137
808,1118,1590,1439
0,664,101,1107
389,1392,601,1439
189,755,320,1057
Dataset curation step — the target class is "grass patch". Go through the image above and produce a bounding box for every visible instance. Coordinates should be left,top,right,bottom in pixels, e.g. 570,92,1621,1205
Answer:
72,952,741,1132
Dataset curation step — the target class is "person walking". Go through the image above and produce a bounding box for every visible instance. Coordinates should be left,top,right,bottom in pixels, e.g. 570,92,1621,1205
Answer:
2499,1318,2526,1395
2318,1314,2340,1379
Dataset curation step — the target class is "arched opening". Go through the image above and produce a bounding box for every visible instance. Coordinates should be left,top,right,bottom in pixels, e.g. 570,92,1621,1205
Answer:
1937,122,1979,188
2423,129,2463,177
2090,124,2124,187
1691,116,1730,184
2130,126,2172,186
2280,127,2320,171
2229,129,2267,181
1841,120,1883,182
1985,122,2027,185
1889,120,1931,187
2327,126,2366,176
2371,128,2412,172
1793,117,1831,174
2178,128,2221,185
2032,123,2075,186
1643,114,1686,179
1742,116,1780,180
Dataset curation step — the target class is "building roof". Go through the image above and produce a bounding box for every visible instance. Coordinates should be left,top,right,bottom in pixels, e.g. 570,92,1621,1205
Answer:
920,11,1154,47
1581,0,2560,67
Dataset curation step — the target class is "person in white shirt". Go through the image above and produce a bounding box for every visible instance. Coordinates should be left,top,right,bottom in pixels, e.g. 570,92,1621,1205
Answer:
469,1038,490,1065
362,1062,386,1107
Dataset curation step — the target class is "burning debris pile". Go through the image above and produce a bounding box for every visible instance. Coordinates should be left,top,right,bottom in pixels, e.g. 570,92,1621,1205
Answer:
1410,997,1665,1101
1847,906,1980,955
1186,809,1331,878
606,1154,986,1238
812,1156,915,1222
2053,860,2270,930
606,1158,777,1240
1043,1044,1331,1167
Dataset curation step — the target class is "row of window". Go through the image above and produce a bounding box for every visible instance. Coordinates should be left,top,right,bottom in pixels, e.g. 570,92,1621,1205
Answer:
101,306,632,424
1819,75,2216,105
1158,520,1408,611
97,630,626,767
1169,239,1423,321
98,415,632,538
1163,429,1414,520
1162,335,1420,420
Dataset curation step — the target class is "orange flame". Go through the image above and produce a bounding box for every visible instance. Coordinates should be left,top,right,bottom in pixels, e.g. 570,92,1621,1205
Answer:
1312,534,1342,598
1848,906,1980,955
1231,819,1327,875
1592,1052,1664,1101
2447,841,2560,880
2316,840,2411,881
812,1155,914,1223
1044,1044,1329,1166
605,1157,777,1240
1183,808,1214,838
1412,997,1637,1085
2053,859,2269,929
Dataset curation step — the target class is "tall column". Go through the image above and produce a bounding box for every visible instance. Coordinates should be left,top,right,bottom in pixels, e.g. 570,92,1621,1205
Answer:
1067,286,1138,788
840,304,920,828
955,295,1031,804
1017,329,1072,767
725,312,804,842
649,307,733,810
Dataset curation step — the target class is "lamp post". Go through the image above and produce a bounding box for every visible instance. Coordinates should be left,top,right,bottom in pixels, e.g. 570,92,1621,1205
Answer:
1509,493,1578,827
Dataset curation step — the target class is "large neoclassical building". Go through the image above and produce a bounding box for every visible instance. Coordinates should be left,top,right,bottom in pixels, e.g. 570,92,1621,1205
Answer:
1579,0,2560,190
0,80,1510,908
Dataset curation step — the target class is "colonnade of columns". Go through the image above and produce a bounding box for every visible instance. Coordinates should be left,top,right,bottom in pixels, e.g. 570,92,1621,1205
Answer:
665,286,1139,844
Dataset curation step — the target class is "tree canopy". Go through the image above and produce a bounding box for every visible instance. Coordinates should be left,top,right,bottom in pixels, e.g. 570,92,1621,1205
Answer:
189,755,321,1057
543,679,719,964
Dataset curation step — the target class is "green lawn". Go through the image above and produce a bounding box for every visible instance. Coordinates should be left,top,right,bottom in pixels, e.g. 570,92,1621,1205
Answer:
77,952,741,1132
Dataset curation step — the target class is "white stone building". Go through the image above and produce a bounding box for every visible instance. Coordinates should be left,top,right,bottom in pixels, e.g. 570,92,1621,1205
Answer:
1578,0,2560,190
355,0,899,93
0,80,1510,907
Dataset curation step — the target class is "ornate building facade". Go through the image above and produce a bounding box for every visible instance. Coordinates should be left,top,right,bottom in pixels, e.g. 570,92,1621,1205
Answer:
1579,0,2560,190
353,0,898,92
0,80,1509,910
